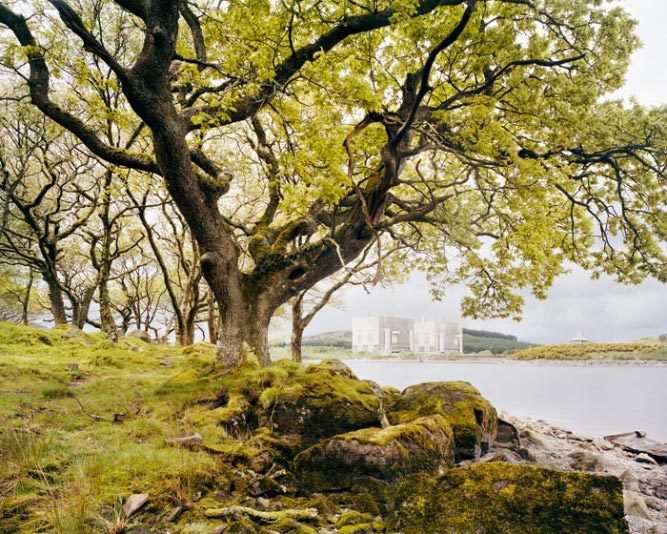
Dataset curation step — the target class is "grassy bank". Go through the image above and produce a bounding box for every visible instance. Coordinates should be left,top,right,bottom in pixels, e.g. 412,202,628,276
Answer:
510,341,667,361
0,322,247,533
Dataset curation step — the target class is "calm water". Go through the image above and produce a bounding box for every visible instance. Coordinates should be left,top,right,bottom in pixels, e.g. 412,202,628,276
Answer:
346,360,667,441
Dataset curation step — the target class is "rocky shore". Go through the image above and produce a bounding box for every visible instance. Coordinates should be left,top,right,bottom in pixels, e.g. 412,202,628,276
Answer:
147,357,665,533
486,414,667,534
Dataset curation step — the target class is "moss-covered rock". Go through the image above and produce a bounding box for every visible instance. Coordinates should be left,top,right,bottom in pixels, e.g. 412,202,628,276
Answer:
213,360,382,456
390,462,628,533
269,368,381,447
305,358,357,379
294,415,454,491
388,381,497,460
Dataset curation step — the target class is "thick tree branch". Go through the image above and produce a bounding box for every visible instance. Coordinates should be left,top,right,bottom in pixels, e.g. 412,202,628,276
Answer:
0,4,160,174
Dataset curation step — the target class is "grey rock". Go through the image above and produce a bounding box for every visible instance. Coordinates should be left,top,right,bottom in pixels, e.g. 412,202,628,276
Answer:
605,432,667,464
636,453,659,466
165,504,184,522
495,418,520,449
645,496,667,512
621,469,641,492
520,429,546,448
640,471,667,500
624,490,651,519
626,516,660,534
481,449,523,464
593,438,614,451
123,493,149,519
568,451,604,472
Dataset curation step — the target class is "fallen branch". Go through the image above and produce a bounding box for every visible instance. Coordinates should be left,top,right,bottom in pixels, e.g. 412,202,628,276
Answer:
71,394,121,423
204,505,318,523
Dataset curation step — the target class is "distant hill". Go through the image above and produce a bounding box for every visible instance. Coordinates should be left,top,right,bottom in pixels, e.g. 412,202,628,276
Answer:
302,330,352,348
303,328,537,354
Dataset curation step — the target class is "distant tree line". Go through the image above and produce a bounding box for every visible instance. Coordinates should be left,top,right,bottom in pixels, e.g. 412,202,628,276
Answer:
462,334,536,355
462,329,518,342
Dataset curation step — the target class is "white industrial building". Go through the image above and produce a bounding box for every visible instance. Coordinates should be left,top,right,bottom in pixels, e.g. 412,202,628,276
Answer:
351,316,413,354
352,315,463,355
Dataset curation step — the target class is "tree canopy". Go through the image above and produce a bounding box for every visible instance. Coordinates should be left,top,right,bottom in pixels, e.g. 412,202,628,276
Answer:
1,0,665,366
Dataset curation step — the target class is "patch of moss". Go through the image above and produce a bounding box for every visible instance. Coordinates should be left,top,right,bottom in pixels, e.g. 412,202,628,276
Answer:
390,462,627,533
388,381,497,461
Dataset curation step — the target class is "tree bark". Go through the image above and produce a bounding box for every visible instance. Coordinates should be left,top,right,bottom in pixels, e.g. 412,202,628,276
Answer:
291,297,304,363
97,171,118,340
75,286,96,329
246,308,272,367
21,270,33,326
43,271,67,325
98,271,116,339
207,292,218,344
176,319,195,345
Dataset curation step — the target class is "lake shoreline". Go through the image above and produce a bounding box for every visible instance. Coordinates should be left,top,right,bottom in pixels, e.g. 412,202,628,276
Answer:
496,413,667,533
305,356,667,367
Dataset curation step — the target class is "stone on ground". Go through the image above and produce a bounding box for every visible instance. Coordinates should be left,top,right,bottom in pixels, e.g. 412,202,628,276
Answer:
122,493,149,519
294,415,454,490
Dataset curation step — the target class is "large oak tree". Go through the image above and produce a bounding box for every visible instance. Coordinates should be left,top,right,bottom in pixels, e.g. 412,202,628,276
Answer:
1,0,665,366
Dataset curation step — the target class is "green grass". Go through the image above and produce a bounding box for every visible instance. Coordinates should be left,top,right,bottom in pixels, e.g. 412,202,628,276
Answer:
0,322,248,533
270,345,354,361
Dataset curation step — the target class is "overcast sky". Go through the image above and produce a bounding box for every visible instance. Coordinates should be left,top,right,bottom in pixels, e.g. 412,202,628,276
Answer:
305,0,667,344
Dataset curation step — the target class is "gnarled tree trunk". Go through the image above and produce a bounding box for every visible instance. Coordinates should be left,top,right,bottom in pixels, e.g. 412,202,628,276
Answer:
43,271,67,325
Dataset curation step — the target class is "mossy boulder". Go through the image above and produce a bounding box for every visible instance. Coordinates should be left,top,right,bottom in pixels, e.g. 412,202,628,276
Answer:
388,381,497,460
391,462,628,533
306,358,357,378
294,415,454,491
268,366,380,446
213,360,382,455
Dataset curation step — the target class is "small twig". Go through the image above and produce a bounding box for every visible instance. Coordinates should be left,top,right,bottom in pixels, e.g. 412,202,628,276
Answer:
71,394,115,423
